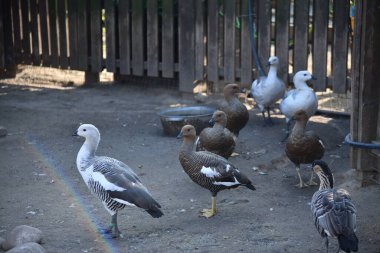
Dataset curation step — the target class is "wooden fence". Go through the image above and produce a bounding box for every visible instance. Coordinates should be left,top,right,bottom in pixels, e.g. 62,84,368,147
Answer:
0,0,351,93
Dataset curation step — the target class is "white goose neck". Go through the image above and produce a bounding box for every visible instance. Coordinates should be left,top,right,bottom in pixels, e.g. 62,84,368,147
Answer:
268,65,278,79
77,136,99,170
294,80,310,89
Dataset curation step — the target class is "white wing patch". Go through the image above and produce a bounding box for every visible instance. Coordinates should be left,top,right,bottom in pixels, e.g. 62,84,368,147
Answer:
213,177,240,187
319,139,325,148
201,166,221,178
225,164,231,172
92,172,125,192
113,198,136,207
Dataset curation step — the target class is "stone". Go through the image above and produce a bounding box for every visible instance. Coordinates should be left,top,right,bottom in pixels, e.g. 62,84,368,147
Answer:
0,126,7,137
2,225,43,251
6,242,46,253
0,237,4,250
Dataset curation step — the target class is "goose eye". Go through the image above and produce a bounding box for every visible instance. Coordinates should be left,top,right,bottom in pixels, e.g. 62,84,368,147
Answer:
83,129,87,132
303,73,307,76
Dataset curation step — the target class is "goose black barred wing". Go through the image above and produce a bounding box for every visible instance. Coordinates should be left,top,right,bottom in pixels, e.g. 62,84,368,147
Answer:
91,156,161,211
311,189,357,237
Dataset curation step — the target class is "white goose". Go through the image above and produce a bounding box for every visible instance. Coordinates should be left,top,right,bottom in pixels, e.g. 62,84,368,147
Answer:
280,70,318,137
251,56,286,125
73,124,163,238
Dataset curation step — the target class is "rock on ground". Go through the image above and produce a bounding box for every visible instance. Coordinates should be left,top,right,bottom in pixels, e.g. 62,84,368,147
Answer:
2,225,43,251
0,126,7,137
5,242,46,253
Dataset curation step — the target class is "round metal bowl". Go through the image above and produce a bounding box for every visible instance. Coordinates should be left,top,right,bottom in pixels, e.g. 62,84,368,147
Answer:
158,106,216,136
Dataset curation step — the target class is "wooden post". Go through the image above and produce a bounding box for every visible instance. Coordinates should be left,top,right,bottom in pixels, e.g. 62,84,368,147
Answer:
178,1,196,93
350,0,380,186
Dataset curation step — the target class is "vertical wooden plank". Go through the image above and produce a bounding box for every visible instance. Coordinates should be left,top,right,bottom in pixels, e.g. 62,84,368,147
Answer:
275,0,289,82
194,0,205,80
48,0,59,67
332,0,349,93
20,0,31,59
77,0,88,70
30,0,40,64
355,0,380,185
161,0,174,78
293,0,309,73
90,0,102,72
0,1,5,68
312,0,329,91
67,0,78,69
224,0,236,83
131,0,144,75
350,0,362,170
2,0,16,75
118,0,130,75
240,0,252,87
57,0,68,68
178,1,195,92
146,0,158,77
257,0,271,74
11,0,22,61
207,0,219,86
105,0,115,72
39,0,50,65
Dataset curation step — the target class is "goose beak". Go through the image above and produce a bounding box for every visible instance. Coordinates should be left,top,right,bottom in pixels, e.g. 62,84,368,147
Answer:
176,131,183,139
209,118,215,125
267,61,271,66
72,131,79,137
311,75,317,80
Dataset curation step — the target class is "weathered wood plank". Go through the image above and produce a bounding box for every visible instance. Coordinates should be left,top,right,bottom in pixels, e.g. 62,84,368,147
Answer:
224,0,236,83
90,0,102,72
48,0,59,67
57,0,68,68
131,0,144,76
195,0,205,80
11,0,21,61
350,0,363,170
0,1,5,68
275,0,289,82
1,0,16,75
147,0,159,77
240,0,253,87
355,0,380,185
207,0,219,87
77,0,88,70
312,0,328,91
161,0,174,78
39,0,50,65
67,0,78,69
257,0,271,74
20,0,31,60
332,0,349,93
293,0,309,73
118,0,130,75
178,1,195,92
30,0,39,64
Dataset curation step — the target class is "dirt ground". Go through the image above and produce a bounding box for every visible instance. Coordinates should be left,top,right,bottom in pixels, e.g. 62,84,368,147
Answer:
0,67,379,253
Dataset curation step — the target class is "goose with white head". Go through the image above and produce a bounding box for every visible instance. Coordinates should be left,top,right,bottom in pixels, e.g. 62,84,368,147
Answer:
73,124,163,238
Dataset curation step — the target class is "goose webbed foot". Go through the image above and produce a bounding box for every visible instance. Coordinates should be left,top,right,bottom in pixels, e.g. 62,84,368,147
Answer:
308,171,318,186
295,167,309,188
199,196,217,218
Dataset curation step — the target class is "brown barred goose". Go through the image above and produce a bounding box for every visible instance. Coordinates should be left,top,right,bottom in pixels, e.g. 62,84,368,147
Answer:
195,110,236,159
285,110,325,188
218,83,249,137
178,125,255,218
311,160,358,253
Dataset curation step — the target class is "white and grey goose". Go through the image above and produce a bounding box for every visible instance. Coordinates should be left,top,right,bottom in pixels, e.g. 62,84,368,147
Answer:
280,70,318,138
73,124,163,238
311,160,358,253
250,56,286,125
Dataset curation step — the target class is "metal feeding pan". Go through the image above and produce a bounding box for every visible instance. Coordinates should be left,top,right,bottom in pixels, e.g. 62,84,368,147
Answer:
158,106,216,137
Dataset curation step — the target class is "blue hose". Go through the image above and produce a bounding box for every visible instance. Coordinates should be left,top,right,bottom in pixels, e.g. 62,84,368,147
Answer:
248,0,265,77
344,133,380,149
